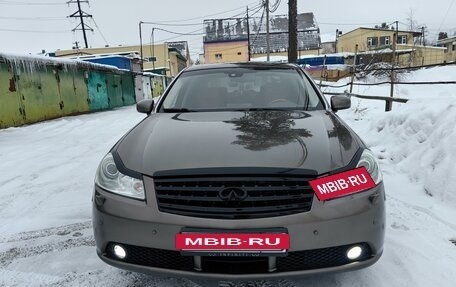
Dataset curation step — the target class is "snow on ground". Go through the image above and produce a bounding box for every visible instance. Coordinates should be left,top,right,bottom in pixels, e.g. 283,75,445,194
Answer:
1,65,456,286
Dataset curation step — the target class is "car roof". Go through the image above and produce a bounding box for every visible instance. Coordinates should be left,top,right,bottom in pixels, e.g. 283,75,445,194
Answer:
184,62,299,72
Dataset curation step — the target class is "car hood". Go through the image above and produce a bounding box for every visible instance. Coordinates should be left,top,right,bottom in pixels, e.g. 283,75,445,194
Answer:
115,110,362,177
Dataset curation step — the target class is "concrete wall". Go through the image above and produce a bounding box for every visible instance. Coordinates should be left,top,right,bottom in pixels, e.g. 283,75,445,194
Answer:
337,28,416,53
397,45,446,66
440,40,456,62
204,41,249,63
0,55,137,129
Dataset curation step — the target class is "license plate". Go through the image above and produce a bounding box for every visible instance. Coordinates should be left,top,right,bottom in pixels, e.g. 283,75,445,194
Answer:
309,166,376,201
176,231,289,256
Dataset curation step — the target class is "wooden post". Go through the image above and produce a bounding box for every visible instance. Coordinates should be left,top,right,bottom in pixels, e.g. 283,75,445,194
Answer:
349,44,358,93
386,30,397,112
247,6,251,62
266,0,270,61
319,55,327,88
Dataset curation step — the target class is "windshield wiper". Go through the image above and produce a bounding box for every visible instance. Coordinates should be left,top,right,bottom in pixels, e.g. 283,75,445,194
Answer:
163,108,197,113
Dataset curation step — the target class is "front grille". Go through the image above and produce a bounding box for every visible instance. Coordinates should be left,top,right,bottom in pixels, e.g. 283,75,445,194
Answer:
277,243,372,272
154,176,314,219
105,242,373,274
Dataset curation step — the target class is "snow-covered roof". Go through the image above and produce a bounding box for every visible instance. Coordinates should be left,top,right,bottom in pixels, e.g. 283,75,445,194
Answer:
250,56,288,62
436,36,456,45
320,33,336,43
0,52,121,72
142,72,167,77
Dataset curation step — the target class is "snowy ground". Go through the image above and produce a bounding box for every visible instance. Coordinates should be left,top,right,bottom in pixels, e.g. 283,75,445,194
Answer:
1,65,456,286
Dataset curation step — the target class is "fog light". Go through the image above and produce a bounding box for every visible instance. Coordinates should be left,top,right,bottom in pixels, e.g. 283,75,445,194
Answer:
347,246,363,260
113,244,126,259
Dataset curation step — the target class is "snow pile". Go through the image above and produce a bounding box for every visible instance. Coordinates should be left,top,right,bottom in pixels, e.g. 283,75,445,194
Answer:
372,100,456,202
332,65,456,205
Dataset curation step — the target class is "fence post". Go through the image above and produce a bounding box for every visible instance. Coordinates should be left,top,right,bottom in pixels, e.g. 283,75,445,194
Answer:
386,32,397,112
319,55,327,88
349,44,358,93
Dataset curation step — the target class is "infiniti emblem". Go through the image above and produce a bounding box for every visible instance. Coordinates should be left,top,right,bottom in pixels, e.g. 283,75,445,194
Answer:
218,187,248,201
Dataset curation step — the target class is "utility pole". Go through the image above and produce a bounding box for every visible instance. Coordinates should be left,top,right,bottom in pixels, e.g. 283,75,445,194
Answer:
395,20,399,64
152,28,155,71
386,21,398,112
68,0,93,49
421,26,426,46
139,21,144,71
349,44,358,93
265,0,270,61
288,0,298,63
247,6,251,61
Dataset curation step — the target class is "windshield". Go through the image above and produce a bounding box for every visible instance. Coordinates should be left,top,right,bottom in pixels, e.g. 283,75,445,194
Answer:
160,67,324,112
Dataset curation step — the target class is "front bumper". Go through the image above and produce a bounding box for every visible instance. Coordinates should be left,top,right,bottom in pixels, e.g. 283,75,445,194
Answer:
92,176,385,279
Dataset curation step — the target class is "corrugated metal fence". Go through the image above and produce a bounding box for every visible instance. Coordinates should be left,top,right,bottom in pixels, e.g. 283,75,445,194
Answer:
0,55,136,129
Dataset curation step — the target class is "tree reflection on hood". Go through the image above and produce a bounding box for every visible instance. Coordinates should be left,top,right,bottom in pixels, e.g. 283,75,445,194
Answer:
226,111,313,151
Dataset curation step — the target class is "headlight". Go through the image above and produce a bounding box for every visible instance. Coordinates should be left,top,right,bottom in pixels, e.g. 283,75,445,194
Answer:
95,153,145,200
356,149,383,185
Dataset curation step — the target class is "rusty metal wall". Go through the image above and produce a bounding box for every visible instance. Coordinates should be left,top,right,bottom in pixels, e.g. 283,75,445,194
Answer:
0,62,24,128
106,73,123,109
152,75,166,97
57,69,90,116
87,71,109,111
121,73,136,106
0,56,138,129
16,65,62,124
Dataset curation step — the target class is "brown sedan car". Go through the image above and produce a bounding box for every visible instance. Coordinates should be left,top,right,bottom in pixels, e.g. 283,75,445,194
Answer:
92,63,385,280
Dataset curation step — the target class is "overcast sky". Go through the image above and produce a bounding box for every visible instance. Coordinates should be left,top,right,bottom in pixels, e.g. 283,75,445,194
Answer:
1,0,455,58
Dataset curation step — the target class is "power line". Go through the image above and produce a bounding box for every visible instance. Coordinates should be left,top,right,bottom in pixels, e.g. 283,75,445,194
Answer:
0,28,68,33
0,16,67,21
269,0,281,13
136,22,202,27
155,27,204,43
438,0,456,31
141,3,263,30
150,3,264,44
91,18,108,46
0,0,65,5
230,3,263,18
251,7,266,45
318,21,391,26
249,4,264,17
140,1,264,61
150,27,204,36
150,1,260,23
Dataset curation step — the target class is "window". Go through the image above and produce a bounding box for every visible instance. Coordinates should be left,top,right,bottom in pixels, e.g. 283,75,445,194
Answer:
397,35,407,44
215,53,222,59
147,56,157,62
237,52,242,55
380,36,390,46
367,37,378,47
452,43,456,51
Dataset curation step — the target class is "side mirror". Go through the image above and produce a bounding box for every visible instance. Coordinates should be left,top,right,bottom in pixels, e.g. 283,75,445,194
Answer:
136,99,154,114
330,95,351,112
